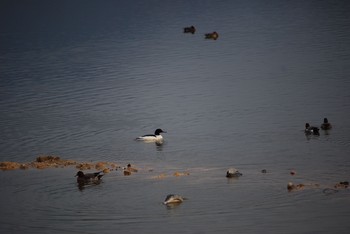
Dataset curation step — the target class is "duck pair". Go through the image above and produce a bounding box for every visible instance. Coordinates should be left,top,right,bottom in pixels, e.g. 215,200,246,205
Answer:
75,171,186,207
163,169,243,205
305,118,332,135
183,25,219,40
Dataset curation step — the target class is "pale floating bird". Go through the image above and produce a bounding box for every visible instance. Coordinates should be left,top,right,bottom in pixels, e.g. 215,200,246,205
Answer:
136,129,166,142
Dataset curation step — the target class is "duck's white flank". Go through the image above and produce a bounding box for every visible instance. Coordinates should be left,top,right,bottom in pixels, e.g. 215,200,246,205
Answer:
136,129,166,142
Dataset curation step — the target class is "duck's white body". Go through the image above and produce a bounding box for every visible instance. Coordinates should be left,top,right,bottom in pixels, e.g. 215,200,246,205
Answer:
136,134,163,141
136,129,166,142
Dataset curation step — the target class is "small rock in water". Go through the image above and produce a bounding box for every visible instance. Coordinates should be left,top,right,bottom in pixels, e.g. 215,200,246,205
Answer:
287,182,304,191
226,168,243,178
163,194,185,205
334,181,349,189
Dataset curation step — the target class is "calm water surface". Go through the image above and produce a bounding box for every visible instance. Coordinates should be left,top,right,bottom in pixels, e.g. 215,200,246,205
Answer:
1,0,350,233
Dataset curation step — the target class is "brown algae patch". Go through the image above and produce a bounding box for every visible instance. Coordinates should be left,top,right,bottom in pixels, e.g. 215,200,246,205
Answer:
0,162,23,170
152,173,167,179
150,171,190,179
0,155,73,170
75,162,95,170
173,171,190,177
33,155,77,169
0,155,119,172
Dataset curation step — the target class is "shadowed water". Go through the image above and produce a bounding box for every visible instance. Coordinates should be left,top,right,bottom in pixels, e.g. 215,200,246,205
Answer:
1,0,350,233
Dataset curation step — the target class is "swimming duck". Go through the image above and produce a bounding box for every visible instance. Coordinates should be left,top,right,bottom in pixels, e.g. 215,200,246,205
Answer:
205,31,219,40
305,123,320,135
183,26,196,34
123,163,138,176
75,171,103,183
321,118,332,130
136,129,166,141
126,164,138,172
226,168,243,178
163,194,185,205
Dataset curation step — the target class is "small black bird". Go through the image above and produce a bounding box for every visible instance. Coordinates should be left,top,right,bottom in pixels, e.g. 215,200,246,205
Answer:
183,26,196,34
305,123,320,135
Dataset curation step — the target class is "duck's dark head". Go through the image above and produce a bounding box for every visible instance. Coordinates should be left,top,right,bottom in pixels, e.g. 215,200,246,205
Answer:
324,118,329,123
75,171,84,177
155,129,166,135
305,123,310,129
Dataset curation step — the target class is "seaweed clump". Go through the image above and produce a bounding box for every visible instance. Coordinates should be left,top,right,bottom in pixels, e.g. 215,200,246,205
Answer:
31,155,77,169
0,155,118,172
0,162,24,170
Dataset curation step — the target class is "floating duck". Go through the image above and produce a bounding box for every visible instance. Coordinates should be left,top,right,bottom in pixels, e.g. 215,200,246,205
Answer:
226,168,243,178
123,164,138,176
183,26,196,34
75,171,103,183
136,129,166,142
205,31,219,40
321,118,332,130
305,123,320,135
163,194,185,205
126,164,138,172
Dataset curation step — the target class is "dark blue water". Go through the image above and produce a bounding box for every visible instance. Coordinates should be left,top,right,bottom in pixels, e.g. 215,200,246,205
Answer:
1,0,350,233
